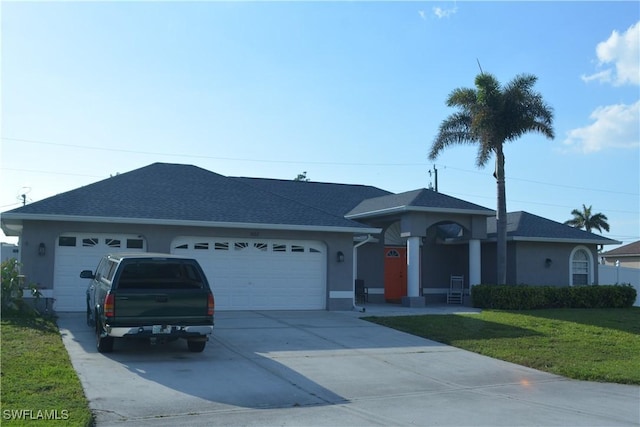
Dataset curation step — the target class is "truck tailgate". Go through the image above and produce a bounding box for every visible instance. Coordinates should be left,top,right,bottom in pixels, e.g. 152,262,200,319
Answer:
113,288,211,324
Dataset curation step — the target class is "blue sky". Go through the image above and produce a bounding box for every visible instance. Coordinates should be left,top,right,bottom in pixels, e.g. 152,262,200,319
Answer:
1,1,639,249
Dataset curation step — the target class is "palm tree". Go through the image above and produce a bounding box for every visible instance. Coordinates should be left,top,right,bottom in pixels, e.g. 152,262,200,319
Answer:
429,72,554,285
564,204,610,233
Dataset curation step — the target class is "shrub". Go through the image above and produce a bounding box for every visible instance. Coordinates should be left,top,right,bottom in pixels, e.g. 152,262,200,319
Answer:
1,258,41,315
471,283,636,310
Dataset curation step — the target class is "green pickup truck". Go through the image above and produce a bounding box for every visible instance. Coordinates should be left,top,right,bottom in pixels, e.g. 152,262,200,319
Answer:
81,253,215,353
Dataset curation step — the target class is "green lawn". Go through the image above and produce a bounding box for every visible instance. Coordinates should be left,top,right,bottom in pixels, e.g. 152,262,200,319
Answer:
364,308,640,385
1,315,93,426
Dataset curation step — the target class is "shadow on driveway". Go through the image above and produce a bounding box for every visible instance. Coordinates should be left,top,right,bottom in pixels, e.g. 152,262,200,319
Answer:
58,310,449,414
58,310,640,427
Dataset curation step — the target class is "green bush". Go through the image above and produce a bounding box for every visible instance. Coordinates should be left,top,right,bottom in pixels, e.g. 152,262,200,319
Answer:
471,283,636,310
1,258,41,315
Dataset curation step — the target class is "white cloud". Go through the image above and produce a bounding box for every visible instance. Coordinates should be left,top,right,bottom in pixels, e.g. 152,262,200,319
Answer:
433,3,457,19
582,21,640,86
563,100,640,153
418,10,426,21
580,69,611,84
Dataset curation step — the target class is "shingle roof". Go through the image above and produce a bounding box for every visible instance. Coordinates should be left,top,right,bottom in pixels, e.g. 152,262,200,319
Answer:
1,163,379,232
232,177,392,217
346,188,495,219
601,240,640,256
2,163,622,245
486,211,620,244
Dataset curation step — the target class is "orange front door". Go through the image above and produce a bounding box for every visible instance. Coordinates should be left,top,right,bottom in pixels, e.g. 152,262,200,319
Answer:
384,247,407,302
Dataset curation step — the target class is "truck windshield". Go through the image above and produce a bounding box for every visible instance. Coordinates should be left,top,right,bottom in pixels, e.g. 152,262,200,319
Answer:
117,260,205,289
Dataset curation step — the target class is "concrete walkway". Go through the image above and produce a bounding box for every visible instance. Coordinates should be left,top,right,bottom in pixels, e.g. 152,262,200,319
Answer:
343,302,483,317
59,309,640,426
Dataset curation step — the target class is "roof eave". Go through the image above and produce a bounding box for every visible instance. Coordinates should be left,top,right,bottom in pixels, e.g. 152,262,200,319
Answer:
1,213,382,235
600,253,639,258
485,235,621,245
346,206,495,220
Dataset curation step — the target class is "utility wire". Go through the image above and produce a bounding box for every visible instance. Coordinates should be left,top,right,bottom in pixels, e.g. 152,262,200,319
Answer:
0,202,22,209
3,136,639,196
1,137,424,166
2,167,105,179
448,191,638,216
444,165,638,196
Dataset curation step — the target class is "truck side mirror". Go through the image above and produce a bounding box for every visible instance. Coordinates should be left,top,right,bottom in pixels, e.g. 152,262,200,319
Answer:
80,270,95,279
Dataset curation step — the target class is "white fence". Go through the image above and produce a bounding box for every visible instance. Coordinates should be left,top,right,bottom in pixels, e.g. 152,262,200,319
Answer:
599,265,640,307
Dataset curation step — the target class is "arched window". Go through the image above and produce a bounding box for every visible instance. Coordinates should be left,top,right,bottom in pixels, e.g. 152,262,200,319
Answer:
570,247,593,286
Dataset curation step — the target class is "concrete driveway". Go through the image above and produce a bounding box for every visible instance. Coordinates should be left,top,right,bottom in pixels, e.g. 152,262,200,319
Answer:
58,308,640,427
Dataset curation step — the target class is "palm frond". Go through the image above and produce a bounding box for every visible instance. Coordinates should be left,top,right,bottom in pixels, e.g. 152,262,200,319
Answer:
476,143,493,167
447,87,477,109
429,112,477,160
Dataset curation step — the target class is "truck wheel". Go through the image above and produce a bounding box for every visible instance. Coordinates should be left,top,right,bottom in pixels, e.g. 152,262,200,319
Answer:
187,340,206,352
96,320,114,353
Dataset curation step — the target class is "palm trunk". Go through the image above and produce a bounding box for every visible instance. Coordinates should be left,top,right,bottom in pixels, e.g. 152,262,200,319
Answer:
495,146,507,285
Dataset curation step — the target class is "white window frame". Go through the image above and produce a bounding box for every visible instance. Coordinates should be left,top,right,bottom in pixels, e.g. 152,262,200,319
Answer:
569,245,594,286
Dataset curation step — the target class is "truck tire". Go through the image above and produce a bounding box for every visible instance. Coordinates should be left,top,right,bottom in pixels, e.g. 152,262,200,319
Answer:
96,319,114,353
187,340,206,352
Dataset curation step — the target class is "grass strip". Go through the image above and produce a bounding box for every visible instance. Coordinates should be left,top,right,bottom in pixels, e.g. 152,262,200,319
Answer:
364,308,640,384
1,315,93,426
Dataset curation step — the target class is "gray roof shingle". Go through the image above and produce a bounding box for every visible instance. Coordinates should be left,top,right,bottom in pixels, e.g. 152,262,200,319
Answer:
346,188,495,218
232,177,392,218
486,211,620,244
1,163,621,245
1,163,379,231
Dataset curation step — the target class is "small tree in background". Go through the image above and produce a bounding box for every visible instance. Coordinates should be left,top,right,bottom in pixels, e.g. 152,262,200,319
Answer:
294,171,310,182
564,204,610,233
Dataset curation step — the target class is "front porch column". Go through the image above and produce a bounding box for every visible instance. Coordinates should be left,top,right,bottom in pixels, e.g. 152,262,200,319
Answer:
402,236,425,307
469,239,481,287
407,236,420,296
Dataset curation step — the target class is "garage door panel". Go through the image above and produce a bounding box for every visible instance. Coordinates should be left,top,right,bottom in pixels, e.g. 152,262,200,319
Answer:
53,234,146,312
172,237,326,310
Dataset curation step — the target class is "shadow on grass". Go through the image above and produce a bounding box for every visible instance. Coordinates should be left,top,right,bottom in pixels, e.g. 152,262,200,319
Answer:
362,314,542,344
1,313,59,333
512,307,640,335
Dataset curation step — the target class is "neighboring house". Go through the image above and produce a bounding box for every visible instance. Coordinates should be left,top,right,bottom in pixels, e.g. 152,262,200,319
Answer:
0,162,620,312
600,241,640,269
599,242,640,306
1,242,20,263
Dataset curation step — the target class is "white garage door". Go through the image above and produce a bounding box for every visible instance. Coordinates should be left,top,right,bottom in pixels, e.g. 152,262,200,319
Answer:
53,234,146,312
171,237,327,310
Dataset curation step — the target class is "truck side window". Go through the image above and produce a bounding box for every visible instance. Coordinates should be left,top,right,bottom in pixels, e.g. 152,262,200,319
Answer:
94,259,107,281
105,261,118,281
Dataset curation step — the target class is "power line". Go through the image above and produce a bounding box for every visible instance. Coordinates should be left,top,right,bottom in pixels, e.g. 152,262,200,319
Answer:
0,202,22,209
444,165,638,196
449,191,638,215
3,136,639,196
1,137,425,167
2,167,105,179
607,233,640,240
